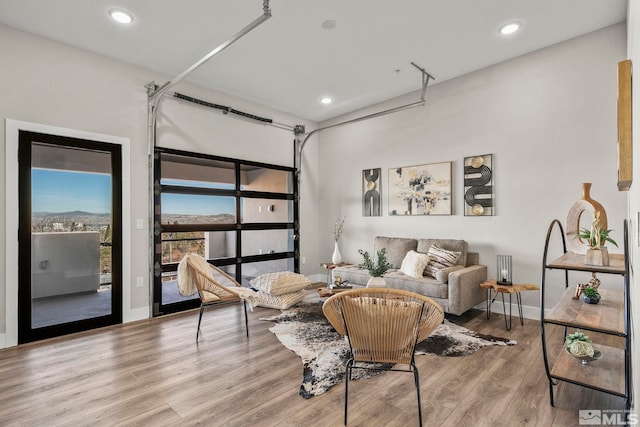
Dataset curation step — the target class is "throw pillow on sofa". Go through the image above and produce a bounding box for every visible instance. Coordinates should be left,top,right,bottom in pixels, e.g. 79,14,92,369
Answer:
249,271,311,295
424,244,461,278
400,250,430,278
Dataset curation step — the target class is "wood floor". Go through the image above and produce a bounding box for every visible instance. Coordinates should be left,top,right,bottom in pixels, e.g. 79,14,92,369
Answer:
0,293,626,427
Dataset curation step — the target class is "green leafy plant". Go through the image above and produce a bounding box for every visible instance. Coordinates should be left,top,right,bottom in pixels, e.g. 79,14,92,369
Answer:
564,331,596,357
576,227,618,248
358,248,391,277
564,331,591,348
582,286,600,298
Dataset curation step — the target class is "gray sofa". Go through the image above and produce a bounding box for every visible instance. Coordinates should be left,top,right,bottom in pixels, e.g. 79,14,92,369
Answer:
332,236,487,316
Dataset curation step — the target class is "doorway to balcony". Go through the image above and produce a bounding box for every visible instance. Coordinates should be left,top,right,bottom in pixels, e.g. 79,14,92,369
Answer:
17,131,123,344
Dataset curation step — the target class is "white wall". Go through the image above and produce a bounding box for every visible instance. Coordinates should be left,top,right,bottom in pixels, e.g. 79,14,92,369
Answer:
626,0,639,412
0,23,319,345
316,23,628,312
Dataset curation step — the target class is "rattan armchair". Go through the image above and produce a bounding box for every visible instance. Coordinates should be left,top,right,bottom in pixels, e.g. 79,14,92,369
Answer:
322,288,444,426
181,253,258,341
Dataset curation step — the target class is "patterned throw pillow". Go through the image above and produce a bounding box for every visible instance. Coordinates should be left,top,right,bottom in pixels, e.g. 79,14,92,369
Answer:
424,244,462,278
400,250,430,278
249,271,311,295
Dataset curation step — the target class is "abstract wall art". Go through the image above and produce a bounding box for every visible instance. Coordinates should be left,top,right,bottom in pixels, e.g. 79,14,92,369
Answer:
388,162,452,216
362,168,382,216
463,154,494,216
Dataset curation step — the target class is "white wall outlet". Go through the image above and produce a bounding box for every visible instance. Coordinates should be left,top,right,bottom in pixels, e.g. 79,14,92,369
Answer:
301,256,306,264
136,219,144,230
136,277,144,288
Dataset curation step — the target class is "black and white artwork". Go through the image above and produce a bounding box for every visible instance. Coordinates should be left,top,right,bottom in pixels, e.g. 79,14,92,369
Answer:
362,168,381,216
463,154,494,216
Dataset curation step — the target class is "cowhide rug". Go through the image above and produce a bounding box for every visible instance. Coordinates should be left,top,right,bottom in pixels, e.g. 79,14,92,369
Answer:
260,301,516,399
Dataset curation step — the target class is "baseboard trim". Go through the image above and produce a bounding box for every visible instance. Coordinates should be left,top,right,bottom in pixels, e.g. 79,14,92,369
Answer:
476,301,541,322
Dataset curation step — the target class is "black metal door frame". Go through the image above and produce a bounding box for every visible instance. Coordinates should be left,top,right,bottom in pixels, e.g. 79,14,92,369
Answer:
17,131,123,344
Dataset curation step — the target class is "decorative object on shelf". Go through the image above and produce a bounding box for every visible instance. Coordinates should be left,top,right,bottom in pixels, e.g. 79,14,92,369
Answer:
463,154,494,216
331,217,345,263
617,59,632,191
496,255,512,286
566,183,608,255
358,248,391,287
362,168,382,216
575,211,618,266
564,331,602,365
388,162,452,215
582,286,601,304
574,272,602,299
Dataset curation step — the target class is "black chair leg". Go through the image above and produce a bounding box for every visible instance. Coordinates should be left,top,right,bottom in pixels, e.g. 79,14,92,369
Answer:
196,303,205,341
243,300,249,338
413,363,423,427
344,358,353,425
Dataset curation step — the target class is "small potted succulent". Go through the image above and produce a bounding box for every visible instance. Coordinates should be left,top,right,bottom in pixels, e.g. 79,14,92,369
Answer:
564,331,601,364
582,286,601,304
358,248,391,288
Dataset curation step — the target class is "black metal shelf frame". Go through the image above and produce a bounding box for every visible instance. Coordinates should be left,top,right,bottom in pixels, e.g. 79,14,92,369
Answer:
540,219,632,410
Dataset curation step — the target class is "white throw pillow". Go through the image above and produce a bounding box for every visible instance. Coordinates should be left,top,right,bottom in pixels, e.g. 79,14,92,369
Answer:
249,271,311,295
424,244,462,278
400,250,430,278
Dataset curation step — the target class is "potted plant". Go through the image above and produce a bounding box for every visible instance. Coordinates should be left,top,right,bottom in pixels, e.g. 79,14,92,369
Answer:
564,331,601,364
358,248,391,288
575,211,618,266
582,286,601,304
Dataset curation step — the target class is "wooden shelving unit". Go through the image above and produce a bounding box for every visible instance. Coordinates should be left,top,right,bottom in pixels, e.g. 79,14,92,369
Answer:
540,219,631,409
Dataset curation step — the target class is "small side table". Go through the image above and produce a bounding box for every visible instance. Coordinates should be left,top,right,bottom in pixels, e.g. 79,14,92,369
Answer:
317,286,353,298
320,262,349,286
480,280,540,330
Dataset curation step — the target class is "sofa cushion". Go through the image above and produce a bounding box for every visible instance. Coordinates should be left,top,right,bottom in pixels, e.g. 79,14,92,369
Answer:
424,244,462,278
374,237,418,268
399,250,430,278
383,271,448,299
249,271,311,295
417,239,468,267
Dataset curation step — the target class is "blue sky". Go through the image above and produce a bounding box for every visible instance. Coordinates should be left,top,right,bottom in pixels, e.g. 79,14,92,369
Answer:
32,169,111,213
161,178,235,215
31,171,236,215
161,193,235,215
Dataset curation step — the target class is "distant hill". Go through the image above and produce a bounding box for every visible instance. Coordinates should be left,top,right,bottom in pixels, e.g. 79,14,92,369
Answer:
162,213,235,224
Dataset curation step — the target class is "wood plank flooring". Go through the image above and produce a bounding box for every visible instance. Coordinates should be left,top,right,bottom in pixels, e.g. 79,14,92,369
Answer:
0,294,626,426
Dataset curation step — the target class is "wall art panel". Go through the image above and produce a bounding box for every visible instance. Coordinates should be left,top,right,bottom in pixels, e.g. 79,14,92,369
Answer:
388,162,451,216
463,154,494,216
362,168,382,216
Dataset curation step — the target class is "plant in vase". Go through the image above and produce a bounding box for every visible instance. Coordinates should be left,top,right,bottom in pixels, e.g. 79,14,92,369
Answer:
331,217,345,264
358,248,391,288
575,211,618,266
582,286,601,304
564,331,601,363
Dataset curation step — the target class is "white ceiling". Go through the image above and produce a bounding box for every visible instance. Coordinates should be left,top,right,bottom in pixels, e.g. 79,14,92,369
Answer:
0,0,628,122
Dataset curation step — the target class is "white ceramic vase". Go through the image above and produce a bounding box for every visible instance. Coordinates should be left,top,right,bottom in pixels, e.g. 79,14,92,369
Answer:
332,241,342,264
366,276,387,288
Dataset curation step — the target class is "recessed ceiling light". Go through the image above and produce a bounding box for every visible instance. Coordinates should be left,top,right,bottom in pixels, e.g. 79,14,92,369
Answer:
109,9,134,24
320,96,334,105
499,22,520,35
322,19,337,30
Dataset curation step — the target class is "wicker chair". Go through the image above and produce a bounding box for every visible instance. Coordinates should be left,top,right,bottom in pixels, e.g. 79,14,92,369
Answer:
183,254,257,341
322,288,444,426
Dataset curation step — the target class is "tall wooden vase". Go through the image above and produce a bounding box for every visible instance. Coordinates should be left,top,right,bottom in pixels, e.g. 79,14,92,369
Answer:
565,183,608,255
